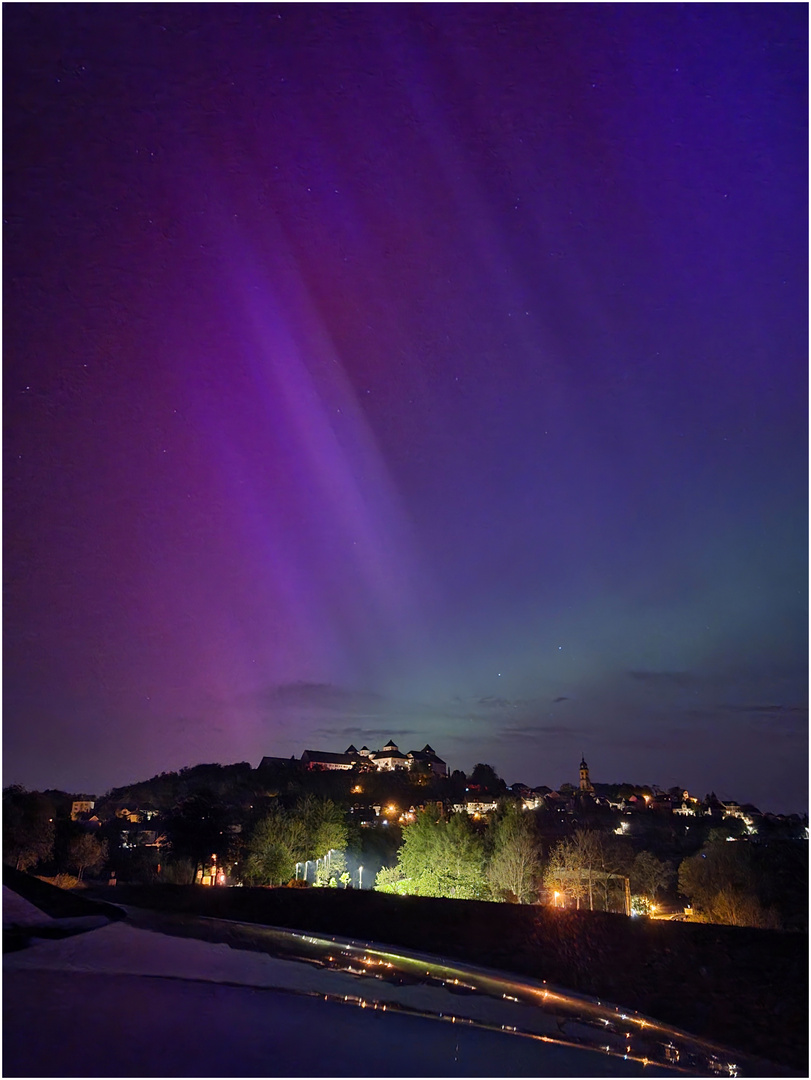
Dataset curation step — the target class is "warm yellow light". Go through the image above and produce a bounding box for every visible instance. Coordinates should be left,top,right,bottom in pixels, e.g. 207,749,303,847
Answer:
387,804,397,814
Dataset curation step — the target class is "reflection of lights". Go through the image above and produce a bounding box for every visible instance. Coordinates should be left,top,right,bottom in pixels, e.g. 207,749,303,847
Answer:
243,928,755,1075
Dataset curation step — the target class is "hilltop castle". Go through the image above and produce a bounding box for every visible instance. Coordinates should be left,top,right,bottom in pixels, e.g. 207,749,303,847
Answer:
261,740,447,778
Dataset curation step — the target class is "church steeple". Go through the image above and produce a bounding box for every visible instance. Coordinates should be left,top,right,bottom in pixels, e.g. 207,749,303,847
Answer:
579,755,594,792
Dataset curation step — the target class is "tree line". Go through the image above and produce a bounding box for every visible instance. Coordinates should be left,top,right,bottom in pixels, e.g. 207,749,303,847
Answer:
4,760,807,931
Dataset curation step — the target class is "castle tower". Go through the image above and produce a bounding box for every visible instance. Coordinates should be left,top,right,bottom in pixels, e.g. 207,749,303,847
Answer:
579,756,594,792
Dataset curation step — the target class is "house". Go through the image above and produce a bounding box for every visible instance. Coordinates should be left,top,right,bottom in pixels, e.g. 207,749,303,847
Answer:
258,755,300,771
454,799,498,817
702,792,726,817
301,749,359,771
544,791,568,811
522,793,546,810
71,799,95,821
406,744,448,778
370,742,411,771
649,796,673,814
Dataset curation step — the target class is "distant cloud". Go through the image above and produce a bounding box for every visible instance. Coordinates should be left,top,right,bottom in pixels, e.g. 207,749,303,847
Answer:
719,703,807,736
241,682,596,745
473,696,539,712
628,670,693,686
267,682,387,712
311,726,417,741
722,703,806,715
552,696,569,703
501,724,582,738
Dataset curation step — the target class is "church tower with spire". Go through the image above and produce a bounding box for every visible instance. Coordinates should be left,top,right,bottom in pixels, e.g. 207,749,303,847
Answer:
579,755,594,792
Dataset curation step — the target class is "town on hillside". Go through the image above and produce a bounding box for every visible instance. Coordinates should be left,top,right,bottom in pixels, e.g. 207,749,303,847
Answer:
4,747,807,931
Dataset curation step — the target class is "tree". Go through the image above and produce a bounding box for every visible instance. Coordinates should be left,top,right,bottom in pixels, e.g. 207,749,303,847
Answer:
593,834,633,910
379,809,487,899
242,797,349,886
486,802,542,903
447,769,468,802
630,850,673,901
544,835,588,909
298,796,348,859
159,857,195,885
69,833,108,880
678,838,781,928
374,865,405,892
316,849,347,887
468,764,505,795
161,791,230,879
242,806,302,886
409,759,432,785
544,829,630,912
3,787,55,871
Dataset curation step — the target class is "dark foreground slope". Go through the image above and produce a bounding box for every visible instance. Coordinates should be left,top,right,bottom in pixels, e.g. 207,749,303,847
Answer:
89,883,807,1072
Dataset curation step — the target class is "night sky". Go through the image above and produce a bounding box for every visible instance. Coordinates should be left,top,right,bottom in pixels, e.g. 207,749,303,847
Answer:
4,4,807,813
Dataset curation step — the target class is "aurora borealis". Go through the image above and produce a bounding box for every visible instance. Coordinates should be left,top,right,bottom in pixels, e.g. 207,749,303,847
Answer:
4,4,807,811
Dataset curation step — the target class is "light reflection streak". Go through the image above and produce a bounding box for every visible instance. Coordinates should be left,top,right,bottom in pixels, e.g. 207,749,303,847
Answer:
195,917,750,1076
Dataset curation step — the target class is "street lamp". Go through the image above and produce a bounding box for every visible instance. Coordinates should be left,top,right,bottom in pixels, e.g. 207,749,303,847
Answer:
554,891,560,908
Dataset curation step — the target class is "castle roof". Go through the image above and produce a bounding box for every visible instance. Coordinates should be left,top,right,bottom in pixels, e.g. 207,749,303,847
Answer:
408,749,446,765
372,747,408,761
301,749,357,766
